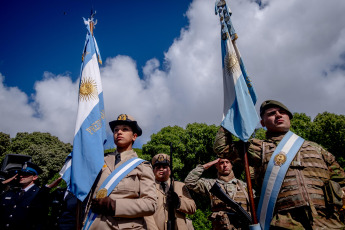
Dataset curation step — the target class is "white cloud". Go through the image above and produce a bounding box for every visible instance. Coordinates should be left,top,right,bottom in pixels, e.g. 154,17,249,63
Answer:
1,0,345,146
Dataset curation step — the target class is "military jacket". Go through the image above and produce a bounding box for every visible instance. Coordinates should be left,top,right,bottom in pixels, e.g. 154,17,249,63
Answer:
84,150,157,230
0,184,50,230
213,127,345,229
184,165,250,212
145,180,196,230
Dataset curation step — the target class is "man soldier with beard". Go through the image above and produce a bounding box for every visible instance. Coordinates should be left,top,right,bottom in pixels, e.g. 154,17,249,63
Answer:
184,158,251,230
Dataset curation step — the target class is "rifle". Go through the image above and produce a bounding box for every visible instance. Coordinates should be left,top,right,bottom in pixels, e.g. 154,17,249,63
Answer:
210,182,252,225
167,143,176,230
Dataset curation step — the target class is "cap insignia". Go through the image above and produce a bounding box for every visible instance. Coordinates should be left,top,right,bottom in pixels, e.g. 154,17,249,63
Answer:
158,155,165,162
117,114,128,121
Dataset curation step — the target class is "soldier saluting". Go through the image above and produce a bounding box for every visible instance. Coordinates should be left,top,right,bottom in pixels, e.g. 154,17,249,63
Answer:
185,157,252,230
0,162,61,230
214,100,345,229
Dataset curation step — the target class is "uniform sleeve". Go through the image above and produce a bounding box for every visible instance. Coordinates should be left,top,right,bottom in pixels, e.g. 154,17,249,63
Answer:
176,182,196,215
214,126,263,166
318,144,345,187
184,165,211,195
115,162,157,218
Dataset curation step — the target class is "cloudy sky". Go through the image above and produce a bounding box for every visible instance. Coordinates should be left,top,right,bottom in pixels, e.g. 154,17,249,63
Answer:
1,0,345,148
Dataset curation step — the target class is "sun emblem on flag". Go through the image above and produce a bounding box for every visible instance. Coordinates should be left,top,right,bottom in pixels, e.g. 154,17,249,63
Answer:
79,77,97,101
225,52,240,74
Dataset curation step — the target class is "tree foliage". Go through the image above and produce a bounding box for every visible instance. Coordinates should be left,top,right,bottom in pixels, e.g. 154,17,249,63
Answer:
142,123,219,181
0,132,72,185
311,112,345,161
0,132,11,159
142,123,219,228
290,113,313,140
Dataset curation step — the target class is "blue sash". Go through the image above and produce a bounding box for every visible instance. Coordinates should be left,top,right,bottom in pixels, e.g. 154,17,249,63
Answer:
257,131,304,230
83,157,144,230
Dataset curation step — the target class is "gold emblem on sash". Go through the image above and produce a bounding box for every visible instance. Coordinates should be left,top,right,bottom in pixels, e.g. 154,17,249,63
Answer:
96,188,107,199
274,152,287,166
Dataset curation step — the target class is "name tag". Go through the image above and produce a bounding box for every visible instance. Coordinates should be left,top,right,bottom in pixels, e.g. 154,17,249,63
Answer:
5,197,11,200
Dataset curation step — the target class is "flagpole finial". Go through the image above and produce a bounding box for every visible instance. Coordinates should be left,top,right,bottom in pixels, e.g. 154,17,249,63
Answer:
89,10,97,36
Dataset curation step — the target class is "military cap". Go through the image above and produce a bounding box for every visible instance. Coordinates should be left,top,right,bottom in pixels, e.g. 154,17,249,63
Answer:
152,153,170,167
260,100,293,119
109,114,142,136
21,162,43,175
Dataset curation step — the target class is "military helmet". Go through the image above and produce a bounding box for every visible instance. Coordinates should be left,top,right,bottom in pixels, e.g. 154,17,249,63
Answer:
260,100,293,119
109,114,142,136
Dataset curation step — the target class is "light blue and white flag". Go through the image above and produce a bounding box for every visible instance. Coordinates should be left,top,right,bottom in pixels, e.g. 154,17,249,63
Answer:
61,14,107,202
215,0,259,142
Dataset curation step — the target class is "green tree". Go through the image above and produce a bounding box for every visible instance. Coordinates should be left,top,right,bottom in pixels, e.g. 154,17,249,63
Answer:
142,123,219,228
290,113,313,140
253,128,266,140
5,132,72,185
310,112,345,160
0,132,11,161
142,123,218,181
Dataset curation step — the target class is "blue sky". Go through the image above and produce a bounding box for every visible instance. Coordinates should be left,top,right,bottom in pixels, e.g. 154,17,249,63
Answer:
1,0,191,96
1,0,345,148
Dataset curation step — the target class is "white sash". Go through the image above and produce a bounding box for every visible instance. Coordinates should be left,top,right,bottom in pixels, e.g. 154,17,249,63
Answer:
257,131,304,230
83,157,144,230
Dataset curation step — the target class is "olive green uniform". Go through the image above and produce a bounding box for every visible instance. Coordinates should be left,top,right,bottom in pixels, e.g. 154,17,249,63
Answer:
184,164,251,229
214,127,345,229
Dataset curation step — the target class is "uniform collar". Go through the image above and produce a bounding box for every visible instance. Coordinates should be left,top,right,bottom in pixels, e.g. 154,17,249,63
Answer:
216,176,237,185
105,149,137,172
266,131,288,142
23,183,35,192
217,170,235,182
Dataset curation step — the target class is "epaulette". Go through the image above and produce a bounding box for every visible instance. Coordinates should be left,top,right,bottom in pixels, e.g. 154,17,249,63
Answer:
104,151,116,156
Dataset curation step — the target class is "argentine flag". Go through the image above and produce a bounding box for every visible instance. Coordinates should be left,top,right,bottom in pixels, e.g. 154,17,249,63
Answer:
61,16,107,201
216,0,259,142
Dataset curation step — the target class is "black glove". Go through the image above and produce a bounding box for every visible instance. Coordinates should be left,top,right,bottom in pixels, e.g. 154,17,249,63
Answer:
91,197,116,216
167,190,181,209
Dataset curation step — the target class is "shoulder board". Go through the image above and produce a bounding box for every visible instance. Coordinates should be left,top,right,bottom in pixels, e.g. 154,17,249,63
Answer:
104,151,116,156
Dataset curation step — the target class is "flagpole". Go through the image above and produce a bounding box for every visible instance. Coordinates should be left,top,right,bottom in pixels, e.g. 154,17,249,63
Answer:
214,0,260,226
76,200,82,230
242,141,258,224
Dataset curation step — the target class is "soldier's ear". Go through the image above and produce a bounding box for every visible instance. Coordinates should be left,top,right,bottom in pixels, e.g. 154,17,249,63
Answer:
132,133,138,142
32,175,39,181
260,119,265,128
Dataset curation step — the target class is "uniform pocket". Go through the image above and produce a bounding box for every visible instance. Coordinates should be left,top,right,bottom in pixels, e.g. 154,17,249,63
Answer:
116,170,139,192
